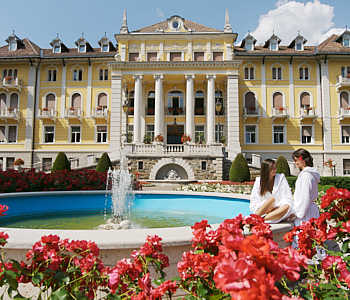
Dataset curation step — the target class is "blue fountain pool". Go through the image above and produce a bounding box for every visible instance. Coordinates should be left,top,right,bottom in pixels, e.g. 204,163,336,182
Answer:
0,192,251,229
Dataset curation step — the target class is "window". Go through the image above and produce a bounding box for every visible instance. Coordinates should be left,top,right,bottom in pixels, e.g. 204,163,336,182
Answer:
195,125,205,143
296,42,303,51
213,52,223,61
0,158,3,171
194,52,204,61
79,44,86,53
48,69,57,81
73,69,83,81
245,41,253,51
244,67,254,80
167,91,184,115
195,91,204,115
9,93,18,109
8,126,17,143
70,126,81,143
343,35,350,47
299,67,309,80
9,40,17,51
170,52,181,61
342,126,350,144
44,126,55,143
128,91,134,115
300,92,311,109
343,159,350,175
147,91,155,115
245,125,256,144
244,92,257,114
272,67,282,80
71,93,81,110
340,91,349,108
53,44,61,53
102,44,109,52
97,93,107,109
215,124,224,143
2,69,18,80
129,53,139,61
301,126,312,144
96,126,107,143
215,90,224,115
42,158,52,172
147,52,157,62
145,124,155,141
6,157,14,170
270,41,278,51
99,69,108,80
273,126,285,144
201,161,207,171
341,66,350,78
127,125,133,142
0,126,5,143
273,92,283,109
138,161,144,170
45,93,56,110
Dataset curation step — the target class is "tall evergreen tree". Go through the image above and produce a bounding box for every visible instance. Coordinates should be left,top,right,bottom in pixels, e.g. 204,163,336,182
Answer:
229,153,251,182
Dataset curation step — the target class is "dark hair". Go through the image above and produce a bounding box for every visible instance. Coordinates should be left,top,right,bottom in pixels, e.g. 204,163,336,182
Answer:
260,159,275,196
292,148,313,167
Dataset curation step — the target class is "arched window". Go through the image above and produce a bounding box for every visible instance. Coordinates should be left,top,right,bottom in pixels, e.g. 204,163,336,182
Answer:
194,91,205,116
71,93,81,110
273,92,283,109
167,91,184,115
97,93,107,108
147,91,155,115
0,93,6,109
300,92,311,108
340,91,349,108
244,92,257,114
128,91,134,115
45,93,55,110
9,94,18,109
215,90,224,115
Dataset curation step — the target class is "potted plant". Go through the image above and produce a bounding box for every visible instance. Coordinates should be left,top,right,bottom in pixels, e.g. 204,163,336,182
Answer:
219,135,226,144
143,134,152,144
154,134,164,143
14,158,24,171
126,132,133,143
181,134,191,144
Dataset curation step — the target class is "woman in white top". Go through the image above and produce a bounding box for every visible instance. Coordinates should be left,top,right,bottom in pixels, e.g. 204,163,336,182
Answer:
291,148,320,226
250,159,293,223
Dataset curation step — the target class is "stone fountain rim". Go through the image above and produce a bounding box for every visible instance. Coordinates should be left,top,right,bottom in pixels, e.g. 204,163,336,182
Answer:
0,190,293,250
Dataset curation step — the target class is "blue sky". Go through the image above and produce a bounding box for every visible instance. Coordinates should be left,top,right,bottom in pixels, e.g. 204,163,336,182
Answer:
0,0,349,48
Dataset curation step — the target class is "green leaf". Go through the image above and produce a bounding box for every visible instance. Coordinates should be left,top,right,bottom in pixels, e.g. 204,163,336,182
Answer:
54,271,70,284
32,273,44,286
51,288,70,300
5,270,18,290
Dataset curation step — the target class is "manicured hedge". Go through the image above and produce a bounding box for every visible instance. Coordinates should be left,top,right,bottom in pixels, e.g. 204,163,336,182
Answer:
0,169,107,193
229,153,250,182
286,176,350,190
96,152,112,172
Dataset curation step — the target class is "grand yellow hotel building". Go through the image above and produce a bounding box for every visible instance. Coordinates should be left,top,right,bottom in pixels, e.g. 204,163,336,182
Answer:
0,10,350,179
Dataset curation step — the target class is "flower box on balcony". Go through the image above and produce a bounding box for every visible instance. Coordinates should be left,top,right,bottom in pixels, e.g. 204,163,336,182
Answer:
96,106,103,111
69,107,75,111
42,107,49,112
168,107,174,114
147,108,154,115
195,108,204,115
8,107,14,112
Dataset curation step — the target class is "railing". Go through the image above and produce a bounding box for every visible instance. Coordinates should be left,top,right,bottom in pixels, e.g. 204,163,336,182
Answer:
124,143,224,156
300,107,317,118
338,107,350,120
92,108,108,119
0,107,20,120
0,77,22,91
336,75,350,90
243,107,260,120
167,107,184,115
65,108,82,119
271,107,289,118
38,108,57,119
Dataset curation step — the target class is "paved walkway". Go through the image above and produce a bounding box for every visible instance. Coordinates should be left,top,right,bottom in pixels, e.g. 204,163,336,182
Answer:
141,182,182,191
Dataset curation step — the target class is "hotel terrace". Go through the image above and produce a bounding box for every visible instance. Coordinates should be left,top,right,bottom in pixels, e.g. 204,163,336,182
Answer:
0,11,350,179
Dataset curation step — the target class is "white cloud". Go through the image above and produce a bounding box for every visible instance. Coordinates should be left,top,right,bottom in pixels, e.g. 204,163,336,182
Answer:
156,8,165,20
251,0,344,46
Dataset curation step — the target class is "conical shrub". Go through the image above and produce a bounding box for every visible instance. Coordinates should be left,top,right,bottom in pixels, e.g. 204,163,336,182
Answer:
229,153,251,182
96,152,112,172
52,152,71,172
276,155,291,177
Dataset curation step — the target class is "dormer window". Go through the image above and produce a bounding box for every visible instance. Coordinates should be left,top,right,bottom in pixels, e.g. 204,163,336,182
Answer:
53,44,61,53
270,40,278,51
245,40,253,51
79,44,86,53
9,40,17,51
296,41,303,51
102,43,109,52
343,35,350,47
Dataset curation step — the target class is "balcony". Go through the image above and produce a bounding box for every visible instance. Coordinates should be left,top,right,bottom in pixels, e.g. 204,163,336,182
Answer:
243,107,260,121
0,77,22,92
271,107,289,121
65,108,82,120
299,107,317,123
122,143,224,157
0,107,20,121
38,108,57,120
336,75,350,91
92,107,108,121
338,107,350,121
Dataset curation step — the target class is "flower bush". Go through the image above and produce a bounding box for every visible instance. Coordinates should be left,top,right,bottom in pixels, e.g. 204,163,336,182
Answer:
14,158,24,166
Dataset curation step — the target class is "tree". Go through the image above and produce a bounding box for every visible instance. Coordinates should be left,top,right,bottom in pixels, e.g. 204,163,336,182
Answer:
52,152,71,172
276,155,291,177
229,153,251,182
96,152,112,172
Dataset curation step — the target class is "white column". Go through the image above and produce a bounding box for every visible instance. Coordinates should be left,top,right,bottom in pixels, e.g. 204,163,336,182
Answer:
86,64,92,117
133,75,143,143
261,63,267,116
206,74,216,144
289,62,295,117
321,61,332,151
154,74,164,137
60,65,66,118
25,65,37,152
109,73,122,160
227,73,241,159
185,74,195,140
